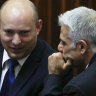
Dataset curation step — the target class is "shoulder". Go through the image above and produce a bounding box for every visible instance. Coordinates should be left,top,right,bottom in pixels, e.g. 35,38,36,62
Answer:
64,62,96,96
37,39,56,55
28,39,56,62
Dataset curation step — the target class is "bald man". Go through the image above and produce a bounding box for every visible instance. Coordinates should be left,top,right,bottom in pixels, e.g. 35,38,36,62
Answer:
0,0,65,96
0,0,73,96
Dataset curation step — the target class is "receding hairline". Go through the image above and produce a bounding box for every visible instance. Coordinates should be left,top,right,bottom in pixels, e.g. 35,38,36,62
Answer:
0,0,39,24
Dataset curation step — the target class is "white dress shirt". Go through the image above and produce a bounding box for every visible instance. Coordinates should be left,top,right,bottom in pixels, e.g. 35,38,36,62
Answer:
0,49,29,90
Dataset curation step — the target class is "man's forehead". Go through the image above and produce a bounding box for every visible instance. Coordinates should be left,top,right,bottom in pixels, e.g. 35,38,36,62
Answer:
0,1,35,24
60,25,71,40
1,0,34,18
61,25,69,31
60,25,69,36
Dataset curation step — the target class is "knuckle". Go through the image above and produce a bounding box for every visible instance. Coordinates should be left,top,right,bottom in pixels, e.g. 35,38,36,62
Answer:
48,55,51,60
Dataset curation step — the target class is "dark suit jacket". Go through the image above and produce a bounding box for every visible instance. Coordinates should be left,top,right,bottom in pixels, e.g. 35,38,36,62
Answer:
0,39,56,96
40,54,96,96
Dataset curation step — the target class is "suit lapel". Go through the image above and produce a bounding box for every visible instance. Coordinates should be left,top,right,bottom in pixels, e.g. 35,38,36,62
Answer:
8,39,43,96
88,54,96,67
0,41,4,81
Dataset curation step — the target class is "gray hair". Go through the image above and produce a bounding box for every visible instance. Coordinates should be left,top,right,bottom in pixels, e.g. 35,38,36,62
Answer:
58,6,96,52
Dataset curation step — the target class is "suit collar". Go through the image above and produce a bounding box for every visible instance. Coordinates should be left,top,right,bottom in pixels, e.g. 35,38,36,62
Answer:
8,39,44,96
89,53,96,66
0,41,4,81
28,39,44,61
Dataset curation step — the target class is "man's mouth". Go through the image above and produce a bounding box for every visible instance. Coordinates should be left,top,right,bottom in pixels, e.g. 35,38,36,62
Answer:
9,46,24,53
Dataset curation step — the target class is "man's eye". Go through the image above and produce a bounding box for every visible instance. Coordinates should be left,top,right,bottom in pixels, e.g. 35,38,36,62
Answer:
4,29,13,34
20,30,29,34
62,41,66,45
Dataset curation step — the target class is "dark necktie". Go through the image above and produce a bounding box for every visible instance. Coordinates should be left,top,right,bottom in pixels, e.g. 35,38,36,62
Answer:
0,59,19,96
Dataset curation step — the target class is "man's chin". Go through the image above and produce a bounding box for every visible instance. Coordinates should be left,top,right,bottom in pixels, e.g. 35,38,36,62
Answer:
8,53,23,59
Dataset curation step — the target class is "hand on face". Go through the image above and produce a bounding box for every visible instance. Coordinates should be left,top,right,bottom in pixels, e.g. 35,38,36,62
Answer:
48,52,72,75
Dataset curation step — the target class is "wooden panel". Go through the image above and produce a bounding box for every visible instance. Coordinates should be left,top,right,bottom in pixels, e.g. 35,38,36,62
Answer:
74,0,80,7
47,0,52,45
0,0,96,76
51,0,61,49
61,0,66,13
0,0,96,49
37,0,48,42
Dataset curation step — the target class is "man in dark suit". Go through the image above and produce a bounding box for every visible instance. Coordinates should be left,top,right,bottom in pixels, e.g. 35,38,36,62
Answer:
0,0,73,96
40,7,96,96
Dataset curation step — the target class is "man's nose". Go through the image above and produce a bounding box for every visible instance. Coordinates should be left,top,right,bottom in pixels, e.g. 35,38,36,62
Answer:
12,34,21,45
57,43,63,53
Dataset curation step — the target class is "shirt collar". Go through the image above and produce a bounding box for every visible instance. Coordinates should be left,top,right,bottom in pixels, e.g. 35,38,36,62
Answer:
85,54,96,69
2,49,10,67
18,55,29,66
85,64,89,69
2,49,29,67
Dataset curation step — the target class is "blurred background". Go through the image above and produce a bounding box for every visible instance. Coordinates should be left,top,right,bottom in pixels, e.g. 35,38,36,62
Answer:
0,0,96,50
0,0,96,75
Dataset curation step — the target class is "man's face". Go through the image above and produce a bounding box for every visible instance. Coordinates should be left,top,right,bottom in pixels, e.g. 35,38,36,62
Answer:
58,25,83,66
0,11,39,59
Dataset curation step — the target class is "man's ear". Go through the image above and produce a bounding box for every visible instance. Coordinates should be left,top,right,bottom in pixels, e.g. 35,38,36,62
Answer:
76,40,88,54
36,19,43,35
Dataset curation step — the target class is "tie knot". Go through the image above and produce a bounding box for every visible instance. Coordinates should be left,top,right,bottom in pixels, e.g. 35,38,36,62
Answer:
8,59,19,69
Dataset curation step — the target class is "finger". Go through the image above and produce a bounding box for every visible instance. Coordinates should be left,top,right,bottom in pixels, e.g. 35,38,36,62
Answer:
63,59,72,70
